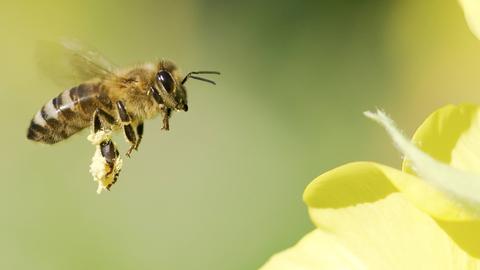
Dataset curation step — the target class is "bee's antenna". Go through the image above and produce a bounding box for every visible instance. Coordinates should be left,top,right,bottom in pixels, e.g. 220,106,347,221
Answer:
188,75,217,85
182,71,220,85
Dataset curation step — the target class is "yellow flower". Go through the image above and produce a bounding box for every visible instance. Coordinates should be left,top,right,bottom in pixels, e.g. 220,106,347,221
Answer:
260,104,480,270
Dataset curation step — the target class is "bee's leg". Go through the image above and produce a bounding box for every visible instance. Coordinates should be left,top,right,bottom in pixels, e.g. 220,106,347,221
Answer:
91,108,118,169
116,101,137,157
99,140,121,190
89,108,122,193
135,122,144,150
92,109,102,133
100,140,120,182
161,108,171,130
149,86,171,130
92,108,115,133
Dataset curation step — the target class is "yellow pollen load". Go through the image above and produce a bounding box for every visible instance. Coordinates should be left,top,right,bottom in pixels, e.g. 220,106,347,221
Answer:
87,130,123,194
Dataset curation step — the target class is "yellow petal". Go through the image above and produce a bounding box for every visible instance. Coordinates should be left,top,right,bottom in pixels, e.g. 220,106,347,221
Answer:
263,194,480,269
260,230,366,270
303,161,480,256
305,194,480,269
401,104,479,173
460,0,480,40
304,160,479,221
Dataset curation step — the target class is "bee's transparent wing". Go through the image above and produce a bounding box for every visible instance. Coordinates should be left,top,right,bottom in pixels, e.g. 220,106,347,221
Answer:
36,38,118,87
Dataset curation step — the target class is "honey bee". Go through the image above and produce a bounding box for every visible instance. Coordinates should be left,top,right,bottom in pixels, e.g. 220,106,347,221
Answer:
27,39,219,192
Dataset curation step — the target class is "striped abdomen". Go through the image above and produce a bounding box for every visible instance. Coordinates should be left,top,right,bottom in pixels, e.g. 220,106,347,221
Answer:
27,82,113,144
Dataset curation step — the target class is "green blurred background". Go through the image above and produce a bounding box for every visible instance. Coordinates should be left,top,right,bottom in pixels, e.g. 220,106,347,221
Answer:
1,0,479,269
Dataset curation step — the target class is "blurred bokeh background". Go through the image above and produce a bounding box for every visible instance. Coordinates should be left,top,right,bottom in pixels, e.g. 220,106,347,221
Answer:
1,0,479,269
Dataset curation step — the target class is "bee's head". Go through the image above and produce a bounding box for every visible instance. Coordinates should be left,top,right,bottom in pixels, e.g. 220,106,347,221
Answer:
154,60,189,111
152,60,220,112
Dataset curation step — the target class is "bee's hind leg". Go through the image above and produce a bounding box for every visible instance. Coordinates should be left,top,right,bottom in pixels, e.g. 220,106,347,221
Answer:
88,109,122,193
116,101,138,157
91,108,118,173
99,140,120,189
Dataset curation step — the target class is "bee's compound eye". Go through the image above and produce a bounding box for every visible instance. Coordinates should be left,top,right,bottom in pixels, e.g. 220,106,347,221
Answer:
157,71,175,93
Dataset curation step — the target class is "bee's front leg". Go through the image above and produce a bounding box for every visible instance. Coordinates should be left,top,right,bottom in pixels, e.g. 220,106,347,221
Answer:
135,122,144,150
148,86,171,131
161,107,171,131
116,101,138,157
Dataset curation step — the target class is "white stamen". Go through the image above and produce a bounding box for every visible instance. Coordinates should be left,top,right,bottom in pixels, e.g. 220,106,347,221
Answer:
365,109,480,219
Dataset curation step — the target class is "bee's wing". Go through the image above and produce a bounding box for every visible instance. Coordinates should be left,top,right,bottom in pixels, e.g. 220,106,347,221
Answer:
36,38,118,87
